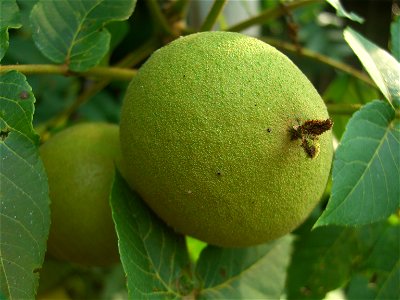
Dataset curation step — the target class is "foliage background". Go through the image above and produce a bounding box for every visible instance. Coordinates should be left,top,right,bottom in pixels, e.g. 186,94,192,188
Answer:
0,0,399,299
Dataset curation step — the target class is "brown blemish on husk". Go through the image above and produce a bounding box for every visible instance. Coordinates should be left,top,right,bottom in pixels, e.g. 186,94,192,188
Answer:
290,118,333,159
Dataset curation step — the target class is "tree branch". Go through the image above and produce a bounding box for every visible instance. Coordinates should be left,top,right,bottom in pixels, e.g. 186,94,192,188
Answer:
261,37,375,87
0,64,136,81
200,0,228,31
226,0,322,32
327,103,400,118
35,37,160,137
146,0,174,36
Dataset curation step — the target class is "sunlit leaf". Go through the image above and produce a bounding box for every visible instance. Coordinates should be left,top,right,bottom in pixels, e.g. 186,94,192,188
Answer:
0,71,50,300
316,100,400,227
30,0,136,72
326,0,364,23
344,27,400,108
110,171,193,300
196,236,293,299
0,0,22,61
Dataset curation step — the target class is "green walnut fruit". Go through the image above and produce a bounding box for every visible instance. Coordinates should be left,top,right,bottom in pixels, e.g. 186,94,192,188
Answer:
120,31,333,247
40,123,120,266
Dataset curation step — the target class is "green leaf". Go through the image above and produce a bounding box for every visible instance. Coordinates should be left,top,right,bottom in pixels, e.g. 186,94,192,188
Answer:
196,236,293,299
346,222,400,300
391,17,400,61
362,223,400,299
316,100,400,227
0,71,50,300
30,0,136,72
286,225,361,299
110,171,193,300
326,0,364,23
344,27,400,108
0,0,22,61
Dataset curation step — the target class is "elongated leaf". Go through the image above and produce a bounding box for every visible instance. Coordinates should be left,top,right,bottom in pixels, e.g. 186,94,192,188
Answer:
110,171,193,300
0,0,22,61
30,0,136,72
344,27,400,107
391,17,400,61
196,236,293,299
326,0,364,23
316,100,400,227
0,71,50,300
286,225,361,299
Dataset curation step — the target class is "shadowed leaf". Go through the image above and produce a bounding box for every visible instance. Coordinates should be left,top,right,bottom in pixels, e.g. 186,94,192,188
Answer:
196,236,293,299
0,71,50,300
0,0,22,61
30,0,136,71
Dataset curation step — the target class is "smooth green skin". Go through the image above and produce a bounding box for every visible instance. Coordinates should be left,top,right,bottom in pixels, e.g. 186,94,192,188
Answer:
40,123,120,266
120,32,333,247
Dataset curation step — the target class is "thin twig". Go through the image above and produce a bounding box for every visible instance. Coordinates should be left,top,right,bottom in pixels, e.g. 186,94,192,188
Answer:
226,0,322,32
326,103,362,115
146,0,174,36
0,64,136,81
35,38,160,136
327,103,400,118
200,0,228,31
261,37,375,87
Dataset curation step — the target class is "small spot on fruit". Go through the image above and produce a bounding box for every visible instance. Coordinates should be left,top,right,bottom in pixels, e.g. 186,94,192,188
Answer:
266,128,272,133
301,138,320,159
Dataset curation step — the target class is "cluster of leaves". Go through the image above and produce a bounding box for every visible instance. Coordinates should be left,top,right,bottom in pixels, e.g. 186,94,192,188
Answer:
0,0,399,299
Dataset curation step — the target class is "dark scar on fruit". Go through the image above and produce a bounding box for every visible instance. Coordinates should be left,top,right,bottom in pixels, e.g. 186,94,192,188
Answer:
289,118,333,159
